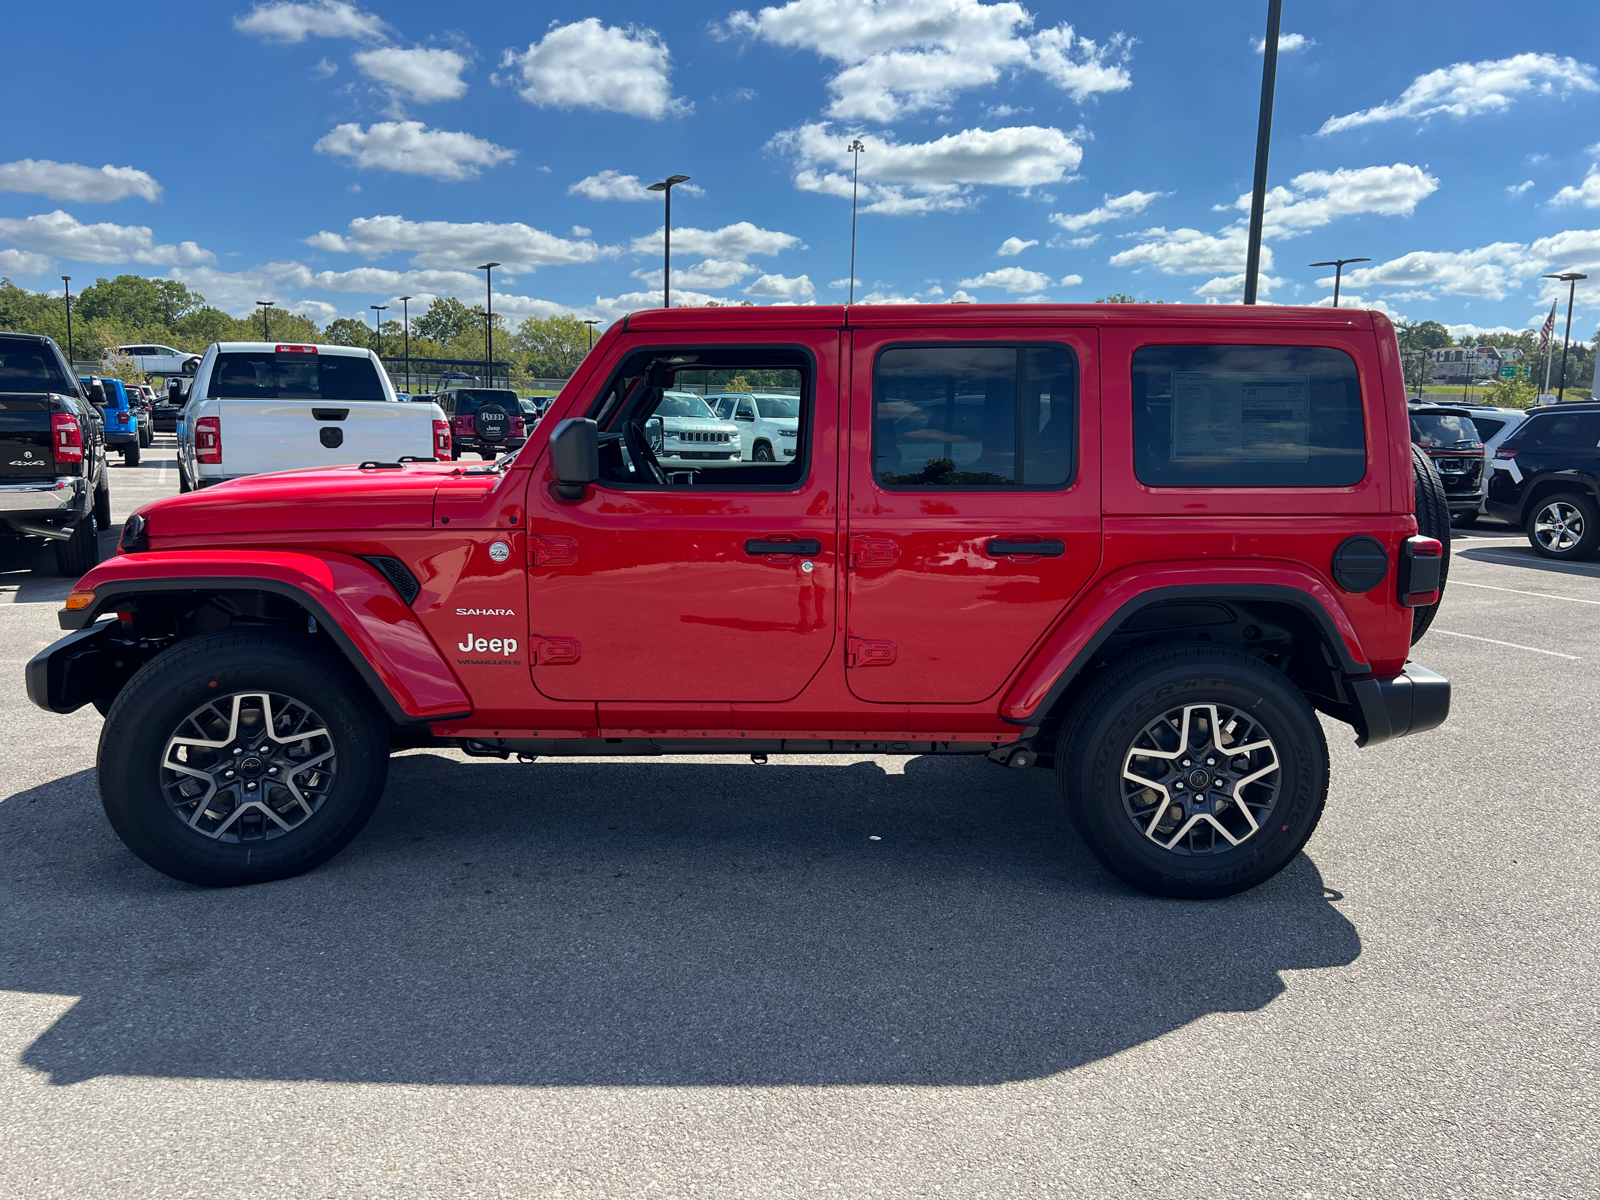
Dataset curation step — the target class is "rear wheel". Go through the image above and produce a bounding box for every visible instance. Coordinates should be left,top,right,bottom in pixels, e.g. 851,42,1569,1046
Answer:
178,469,192,493
123,441,141,467
53,510,99,577
92,477,111,529
97,630,389,887
1527,492,1600,561
1056,644,1328,899
1411,444,1451,644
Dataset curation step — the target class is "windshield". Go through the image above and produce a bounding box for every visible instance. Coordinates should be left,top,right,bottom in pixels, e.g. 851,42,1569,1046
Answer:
1410,413,1481,448
451,389,518,416
754,395,800,419
0,342,76,395
657,392,718,419
208,352,387,401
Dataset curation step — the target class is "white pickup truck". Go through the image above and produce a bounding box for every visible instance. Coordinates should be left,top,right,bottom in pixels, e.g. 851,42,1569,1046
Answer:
176,342,450,491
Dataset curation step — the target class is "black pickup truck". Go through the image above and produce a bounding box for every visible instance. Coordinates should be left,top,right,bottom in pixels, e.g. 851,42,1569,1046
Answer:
0,332,110,575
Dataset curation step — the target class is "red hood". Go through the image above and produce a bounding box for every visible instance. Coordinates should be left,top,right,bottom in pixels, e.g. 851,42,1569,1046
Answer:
139,463,462,540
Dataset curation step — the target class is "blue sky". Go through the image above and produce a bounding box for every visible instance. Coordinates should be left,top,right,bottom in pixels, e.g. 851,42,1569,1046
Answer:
2,0,1597,338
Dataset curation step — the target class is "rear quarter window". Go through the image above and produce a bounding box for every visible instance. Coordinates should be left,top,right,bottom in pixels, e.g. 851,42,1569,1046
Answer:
1132,344,1366,487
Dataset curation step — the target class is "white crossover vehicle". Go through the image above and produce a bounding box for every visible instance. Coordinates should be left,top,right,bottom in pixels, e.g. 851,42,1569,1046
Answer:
107,343,203,377
708,391,801,463
176,342,449,491
654,390,741,469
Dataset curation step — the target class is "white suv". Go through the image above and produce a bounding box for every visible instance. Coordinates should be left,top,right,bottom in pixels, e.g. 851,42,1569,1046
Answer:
1452,405,1529,525
707,392,800,463
654,390,742,469
108,344,202,376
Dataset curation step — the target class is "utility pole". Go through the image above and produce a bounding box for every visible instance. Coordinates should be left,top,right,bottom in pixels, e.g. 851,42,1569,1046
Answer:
398,296,412,394
646,175,691,308
256,300,275,340
477,263,500,385
1309,257,1370,308
583,318,601,351
1544,272,1587,401
369,305,387,357
1243,0,1282,305
848,139,865,305
60,276,73,367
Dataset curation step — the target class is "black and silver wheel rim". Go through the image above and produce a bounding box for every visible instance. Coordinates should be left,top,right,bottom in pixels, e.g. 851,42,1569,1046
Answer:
160,691,337,842
1121,702,1281,855
1534,501,1584,553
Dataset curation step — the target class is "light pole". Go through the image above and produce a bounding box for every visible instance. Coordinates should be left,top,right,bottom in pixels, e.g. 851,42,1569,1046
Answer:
398,295,412,394
369,304,387,357
646,175,691,308
1243,0,1282,305
256,300,275,340
477,263,500,385
1544,272,1588,402
583,318,601,351
1309,258,1371,308
847,139,865,305
60,276,73,367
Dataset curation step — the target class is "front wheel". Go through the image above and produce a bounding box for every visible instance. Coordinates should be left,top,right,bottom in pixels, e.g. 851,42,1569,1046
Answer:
97,630,390,887
1527,492,1600,561
753,442,775,462
1056,644,1328,899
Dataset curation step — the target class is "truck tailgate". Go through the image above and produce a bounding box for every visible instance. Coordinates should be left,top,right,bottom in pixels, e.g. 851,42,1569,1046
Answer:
0,396,60,480
211,400,434,473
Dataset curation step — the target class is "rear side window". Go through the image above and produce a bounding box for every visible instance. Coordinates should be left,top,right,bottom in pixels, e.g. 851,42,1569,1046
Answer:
207,352,386,401
1471,417,1507,441
1509,412,1600,449
1132,344,1366,487
873,344,1077,489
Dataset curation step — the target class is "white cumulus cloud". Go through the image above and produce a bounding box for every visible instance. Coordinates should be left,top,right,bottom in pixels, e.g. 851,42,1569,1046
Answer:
998,236,1037,255
0,210,212,267
0,159,162,204
313,122,515,181
306,214,613,273
1050,188,1162,231
500,19,688,119
719,0,1131,121
1228,163,1439,235
1551,166,1600,209
0,248,52,275
353,47,471,103
234,0,389,43
958,266,1063,292
568,170,705,201
628,222,802,261
744,273,817,300
1110,226,1263,276
1252,32,1312,53
1319,53,1598,135
773,122,1083,215
634,259,759,290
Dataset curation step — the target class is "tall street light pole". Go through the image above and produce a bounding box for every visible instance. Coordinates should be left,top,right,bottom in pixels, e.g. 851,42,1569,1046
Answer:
847,139,865,305
1243,0,1282,305
369,305,387,357
1544,272,1588,402
398,296,412,394
477,263,500,385
1309,257,1371,308
646,175,691,308
583,318,601,351
256,300,275,340
60,276,73,367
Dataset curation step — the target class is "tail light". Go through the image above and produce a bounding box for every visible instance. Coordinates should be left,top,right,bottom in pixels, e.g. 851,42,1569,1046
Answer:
433,418,451,461
510,417,526,437
195,416,222,464
51,411,83,465
1495,448,1518,460
1399,536,1443,607
275,344,316,354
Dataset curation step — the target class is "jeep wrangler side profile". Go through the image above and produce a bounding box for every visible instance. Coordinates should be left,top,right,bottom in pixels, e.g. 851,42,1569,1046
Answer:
28,304,1450,898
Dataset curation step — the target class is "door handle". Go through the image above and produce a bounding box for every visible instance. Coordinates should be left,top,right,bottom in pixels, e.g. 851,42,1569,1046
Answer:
745,538,821,556
986,538,1066,558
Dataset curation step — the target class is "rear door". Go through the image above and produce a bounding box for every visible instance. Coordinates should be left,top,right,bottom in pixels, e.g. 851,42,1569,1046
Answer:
844,325,1102,704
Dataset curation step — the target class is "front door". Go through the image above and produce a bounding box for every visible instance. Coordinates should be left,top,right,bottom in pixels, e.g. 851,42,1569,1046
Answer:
844,326,1102,705
526,332,840,704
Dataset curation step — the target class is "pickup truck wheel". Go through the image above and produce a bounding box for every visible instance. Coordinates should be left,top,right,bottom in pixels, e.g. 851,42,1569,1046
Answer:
123,441,141,467
1056,644,1328,900
1526,492,1600,561
92,478,111,529
97,631,389,887
178,469,192,493
52,511,100,576
1411,444,1451,645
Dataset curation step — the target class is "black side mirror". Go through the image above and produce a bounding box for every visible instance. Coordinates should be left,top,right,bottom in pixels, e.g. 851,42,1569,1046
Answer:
549,418,599,500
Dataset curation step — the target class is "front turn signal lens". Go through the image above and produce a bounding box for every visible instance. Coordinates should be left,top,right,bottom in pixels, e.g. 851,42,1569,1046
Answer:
64,590,96,610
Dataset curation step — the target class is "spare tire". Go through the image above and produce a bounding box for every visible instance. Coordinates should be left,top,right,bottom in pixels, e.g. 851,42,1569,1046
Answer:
1411,443,1451,645
473,403,510,444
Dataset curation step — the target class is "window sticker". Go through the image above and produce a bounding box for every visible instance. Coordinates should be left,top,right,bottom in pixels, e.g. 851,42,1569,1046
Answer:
1170,371,1310,462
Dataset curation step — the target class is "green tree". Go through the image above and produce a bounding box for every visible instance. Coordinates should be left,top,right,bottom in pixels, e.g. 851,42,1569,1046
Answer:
1396,320,1455,392
515,314,592,378
323,317,374,348
412,295,482,344
76,274,206,328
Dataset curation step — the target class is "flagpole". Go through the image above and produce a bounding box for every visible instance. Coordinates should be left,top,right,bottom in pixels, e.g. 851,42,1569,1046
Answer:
1542,301,1557,397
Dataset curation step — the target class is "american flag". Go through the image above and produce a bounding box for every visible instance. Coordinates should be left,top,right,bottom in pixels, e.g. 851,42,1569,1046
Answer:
1539,301,1557,352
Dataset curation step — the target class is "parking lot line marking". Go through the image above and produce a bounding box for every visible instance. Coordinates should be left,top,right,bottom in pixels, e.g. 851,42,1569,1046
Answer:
1453,580,1600,605
1432,629,1580,659
157,461,167,485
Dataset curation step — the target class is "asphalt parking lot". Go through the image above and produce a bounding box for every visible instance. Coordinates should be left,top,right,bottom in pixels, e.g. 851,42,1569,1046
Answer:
0,442,1595,1199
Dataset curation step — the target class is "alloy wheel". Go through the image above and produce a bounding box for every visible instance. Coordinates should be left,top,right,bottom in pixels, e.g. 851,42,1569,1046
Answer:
1533,501,1585,553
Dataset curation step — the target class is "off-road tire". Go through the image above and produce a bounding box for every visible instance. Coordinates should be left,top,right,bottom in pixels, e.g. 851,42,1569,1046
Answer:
1056,644,1328,900
123,441,141,467
53,510,99,577
1526,491,1600,561
178,469,191,493
92,478,111,529
1411,444,1451,644
97,630,390,887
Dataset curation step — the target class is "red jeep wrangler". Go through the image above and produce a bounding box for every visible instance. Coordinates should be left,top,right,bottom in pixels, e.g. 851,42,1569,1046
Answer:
28,304,1450,898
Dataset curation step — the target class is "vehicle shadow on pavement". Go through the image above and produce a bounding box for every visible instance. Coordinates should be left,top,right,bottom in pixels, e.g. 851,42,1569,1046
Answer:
1457,544,1600,579
2,753,1359,1088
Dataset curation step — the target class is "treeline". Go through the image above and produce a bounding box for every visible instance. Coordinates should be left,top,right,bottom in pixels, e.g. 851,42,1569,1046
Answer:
0,275,599,379
1397,318,1595,401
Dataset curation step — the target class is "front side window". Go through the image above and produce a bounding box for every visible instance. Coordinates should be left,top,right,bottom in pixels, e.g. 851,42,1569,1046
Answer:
1132,344,1366,488
872,344,1077,489
208,352,386,401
